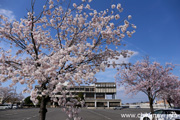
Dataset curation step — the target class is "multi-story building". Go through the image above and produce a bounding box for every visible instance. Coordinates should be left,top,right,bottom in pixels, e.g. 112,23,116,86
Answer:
37,82,121,108
65,82,121,108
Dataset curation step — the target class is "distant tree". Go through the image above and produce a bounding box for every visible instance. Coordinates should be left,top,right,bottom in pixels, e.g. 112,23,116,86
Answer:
0,87,14,104
0,0,135,119
7,93,24,106
160,86,180,108
24,96,50,106
77,92,84,101
116,56,179,113
0,86,24,104
170,90,180,108
24,96,33,105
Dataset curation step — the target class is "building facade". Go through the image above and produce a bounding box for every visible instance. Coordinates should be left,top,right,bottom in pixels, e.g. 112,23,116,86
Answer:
37,82,121,108
65,82,121,108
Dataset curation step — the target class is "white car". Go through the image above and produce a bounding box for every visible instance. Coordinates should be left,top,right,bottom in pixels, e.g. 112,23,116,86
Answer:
12,105,18,109
140,109,180,120
0,104,11,109
113,106,123,110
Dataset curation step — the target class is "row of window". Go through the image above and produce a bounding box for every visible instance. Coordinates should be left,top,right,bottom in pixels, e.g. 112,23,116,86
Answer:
95,84,116,88
95,88,116,93
69,88,95,91
70,88,85,91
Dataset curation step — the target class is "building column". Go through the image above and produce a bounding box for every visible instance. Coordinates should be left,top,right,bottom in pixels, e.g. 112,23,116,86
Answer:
84,93,86,99
52,102,55,108
95,101,97,108
94,93,96,99
105,93,106,99
112,94,116,99
107,101,109,108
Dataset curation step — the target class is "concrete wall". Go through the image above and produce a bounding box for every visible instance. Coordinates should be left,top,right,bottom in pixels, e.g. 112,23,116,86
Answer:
128,104,171,109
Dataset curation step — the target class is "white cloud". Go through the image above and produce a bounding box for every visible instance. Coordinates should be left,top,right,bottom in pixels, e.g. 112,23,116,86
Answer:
89,83,95,86
95,68,117,82
58,81,69,86
0,9,15,21
95,50,139,83
107,50,139,65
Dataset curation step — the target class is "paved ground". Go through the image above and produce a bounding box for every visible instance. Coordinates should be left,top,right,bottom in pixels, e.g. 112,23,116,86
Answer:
0,108,150,120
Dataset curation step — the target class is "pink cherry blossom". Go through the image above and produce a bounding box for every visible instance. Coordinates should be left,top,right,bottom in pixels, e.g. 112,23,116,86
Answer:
0,0,136,119
116,56,179,113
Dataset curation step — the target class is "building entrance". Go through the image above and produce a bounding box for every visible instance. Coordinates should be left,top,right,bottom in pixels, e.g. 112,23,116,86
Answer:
97,102,107,107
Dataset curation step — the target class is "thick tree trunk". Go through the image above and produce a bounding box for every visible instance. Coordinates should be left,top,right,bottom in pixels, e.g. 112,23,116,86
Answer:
149,100,154,113
166,96,173,108
148,96,154,113
148,97,155,120
167,100,172,108
39,96,47,120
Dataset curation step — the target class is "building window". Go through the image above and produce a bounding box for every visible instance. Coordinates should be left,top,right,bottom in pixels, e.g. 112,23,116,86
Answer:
90,88,94,91
80,88,84,91
75,88,79,90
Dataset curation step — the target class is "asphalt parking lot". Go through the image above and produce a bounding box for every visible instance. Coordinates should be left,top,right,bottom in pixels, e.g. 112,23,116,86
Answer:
0,108,150,120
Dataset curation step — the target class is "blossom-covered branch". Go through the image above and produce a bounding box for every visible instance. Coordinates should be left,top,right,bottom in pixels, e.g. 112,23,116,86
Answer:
0,0,136,119
116,56,179,113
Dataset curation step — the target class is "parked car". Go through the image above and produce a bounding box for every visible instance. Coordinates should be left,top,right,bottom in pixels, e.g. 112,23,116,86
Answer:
12,105,18,109
140,109,180,120
136,106,140,108
113,106,123,110
0,104,11,109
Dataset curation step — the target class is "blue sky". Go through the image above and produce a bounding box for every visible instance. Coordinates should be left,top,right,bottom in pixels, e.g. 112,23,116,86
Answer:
0,0,180,103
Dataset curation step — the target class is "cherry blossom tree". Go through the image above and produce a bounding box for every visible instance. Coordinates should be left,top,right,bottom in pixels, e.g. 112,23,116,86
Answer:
0,86,24,104
0,0,135,119
160,86,180,108
164,64,180,108
0,87,14,104
170,90,180,108
116,57,179,113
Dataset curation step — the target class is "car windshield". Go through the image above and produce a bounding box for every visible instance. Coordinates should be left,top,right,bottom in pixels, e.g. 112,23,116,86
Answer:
171,110,180,114
175,111,180,114
153,110,164,114
153,110,180,114
165,110,177,114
